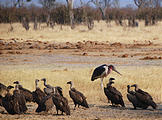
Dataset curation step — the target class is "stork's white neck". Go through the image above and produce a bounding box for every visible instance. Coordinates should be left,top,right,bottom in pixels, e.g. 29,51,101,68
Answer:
104,66,111,77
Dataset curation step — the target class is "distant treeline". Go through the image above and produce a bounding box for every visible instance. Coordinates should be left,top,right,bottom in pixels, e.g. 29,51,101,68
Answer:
0,4,162,24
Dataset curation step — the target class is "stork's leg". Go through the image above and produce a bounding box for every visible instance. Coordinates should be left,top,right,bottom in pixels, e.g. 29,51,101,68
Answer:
100,78,104,89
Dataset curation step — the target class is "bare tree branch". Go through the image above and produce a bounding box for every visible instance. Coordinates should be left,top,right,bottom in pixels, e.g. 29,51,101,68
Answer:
134,0,144,8
13,0,31,7
89,0,111,20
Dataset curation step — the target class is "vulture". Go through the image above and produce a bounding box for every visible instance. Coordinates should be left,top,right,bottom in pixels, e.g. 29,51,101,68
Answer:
0,83,7,89
41,78,63,96
0,95,2,106
2,85,16,114
104,78,125,107
33,79,54,113
41,78,53,95
67,81,89,110
131,84,157,109
0,83,8,106
12,84,28,113
35,94,54,113
13,81,33,102
52,87,70,115
32,79,46,104
2,85,27,114
0,83,8,98
127,85,148,109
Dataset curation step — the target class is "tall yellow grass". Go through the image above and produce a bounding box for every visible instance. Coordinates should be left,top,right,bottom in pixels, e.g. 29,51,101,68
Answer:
0,21,162,105
0,66,161,104
0,20,162,44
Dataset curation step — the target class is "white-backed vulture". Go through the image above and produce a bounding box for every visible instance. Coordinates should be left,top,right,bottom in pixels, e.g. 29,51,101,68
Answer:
67,81,89,110
104,78,125,107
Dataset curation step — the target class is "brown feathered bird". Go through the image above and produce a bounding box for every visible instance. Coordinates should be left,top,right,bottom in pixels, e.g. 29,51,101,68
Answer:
12,84,28,113
13,81,33,102
131,84,157,109
35,94,54,113
104,78,125,107
52,87,70,115
1,86,15,114
41,78,63,96
67,81,89,110
2,85,27,114
34,79,54,113
0,83,8,106
127,85,148,109
32,79,46,105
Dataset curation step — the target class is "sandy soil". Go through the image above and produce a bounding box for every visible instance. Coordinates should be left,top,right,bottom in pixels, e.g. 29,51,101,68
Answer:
0,102,162,120
0,39,162,68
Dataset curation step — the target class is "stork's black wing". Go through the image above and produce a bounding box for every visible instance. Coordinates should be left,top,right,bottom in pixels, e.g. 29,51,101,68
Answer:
91,64,107,81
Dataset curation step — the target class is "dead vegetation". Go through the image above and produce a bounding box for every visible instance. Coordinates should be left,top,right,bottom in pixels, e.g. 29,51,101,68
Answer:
0,21,162,119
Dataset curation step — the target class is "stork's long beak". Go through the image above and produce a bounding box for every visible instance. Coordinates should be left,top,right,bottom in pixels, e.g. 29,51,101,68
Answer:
113,69,122,75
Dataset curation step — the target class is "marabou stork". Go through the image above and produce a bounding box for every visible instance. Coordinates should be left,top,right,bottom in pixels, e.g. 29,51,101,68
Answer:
91,64,122,89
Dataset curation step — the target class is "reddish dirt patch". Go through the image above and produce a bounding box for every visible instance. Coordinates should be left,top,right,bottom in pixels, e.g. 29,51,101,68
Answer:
140,56,162,60
119,54,129,58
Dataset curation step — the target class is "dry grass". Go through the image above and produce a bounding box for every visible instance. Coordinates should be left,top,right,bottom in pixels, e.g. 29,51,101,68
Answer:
0,21,162,103
0,21,162,119
0,66,161,104
0,20,162,44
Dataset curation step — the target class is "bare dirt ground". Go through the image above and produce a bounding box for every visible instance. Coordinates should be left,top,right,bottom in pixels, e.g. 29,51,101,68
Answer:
0,39,162,68
0,39,162,120
0,102,162,120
